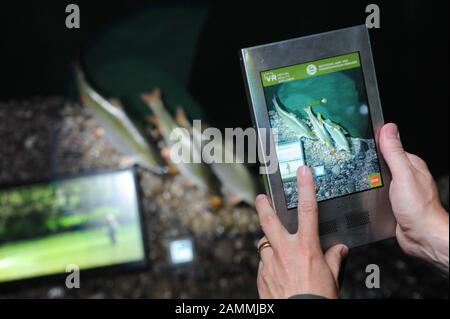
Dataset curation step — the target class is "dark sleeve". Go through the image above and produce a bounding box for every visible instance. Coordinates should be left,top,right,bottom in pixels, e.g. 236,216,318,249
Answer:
288,294,327,299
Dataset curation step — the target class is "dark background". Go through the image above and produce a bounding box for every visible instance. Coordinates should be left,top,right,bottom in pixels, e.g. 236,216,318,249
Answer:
0,0,448,178
0,0,448,298
189,0,449,179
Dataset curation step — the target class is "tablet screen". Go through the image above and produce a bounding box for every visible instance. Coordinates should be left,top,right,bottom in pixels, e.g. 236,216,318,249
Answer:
261,52,383,209
0,169,146,283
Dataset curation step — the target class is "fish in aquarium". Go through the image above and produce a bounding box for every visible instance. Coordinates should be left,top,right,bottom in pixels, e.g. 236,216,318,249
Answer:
272,96,315,140
75,66,164,173
323,117,351,153
175,107,258,207
200,136,258,207
304,106,333,147
141,89,217,193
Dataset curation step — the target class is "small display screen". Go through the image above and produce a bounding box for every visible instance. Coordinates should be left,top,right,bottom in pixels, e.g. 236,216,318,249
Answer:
169,238,194,265
261,52,383,209
0,169,145,283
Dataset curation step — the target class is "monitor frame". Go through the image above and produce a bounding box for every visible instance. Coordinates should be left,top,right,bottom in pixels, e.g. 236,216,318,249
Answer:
0,166,149,291
240,25,396,249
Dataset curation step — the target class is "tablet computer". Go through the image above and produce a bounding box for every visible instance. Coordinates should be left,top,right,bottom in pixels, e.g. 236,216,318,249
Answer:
240,25,395,249
0,167,148,286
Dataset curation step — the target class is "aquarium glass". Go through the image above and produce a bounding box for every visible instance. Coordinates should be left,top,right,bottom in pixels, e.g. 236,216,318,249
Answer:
261,52,383,209
0,170,145,283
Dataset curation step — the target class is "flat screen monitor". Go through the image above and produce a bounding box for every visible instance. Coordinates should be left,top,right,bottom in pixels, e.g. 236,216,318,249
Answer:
0,168,147,284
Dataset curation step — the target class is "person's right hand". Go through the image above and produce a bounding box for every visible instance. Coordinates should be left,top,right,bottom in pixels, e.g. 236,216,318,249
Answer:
379,123,449,273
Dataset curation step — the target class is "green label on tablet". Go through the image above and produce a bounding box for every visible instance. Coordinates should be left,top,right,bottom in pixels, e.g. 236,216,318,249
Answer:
261,52,361,87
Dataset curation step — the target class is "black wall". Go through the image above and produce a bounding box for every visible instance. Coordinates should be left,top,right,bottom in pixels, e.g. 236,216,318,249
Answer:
188,0,449,177
0,0,448,177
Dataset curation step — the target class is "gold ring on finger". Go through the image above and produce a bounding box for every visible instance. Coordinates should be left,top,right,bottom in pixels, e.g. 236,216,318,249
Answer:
258,241,272,258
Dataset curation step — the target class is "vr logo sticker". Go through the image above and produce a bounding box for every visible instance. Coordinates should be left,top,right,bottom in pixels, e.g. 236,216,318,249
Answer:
264,72,278,82
264,73,277,82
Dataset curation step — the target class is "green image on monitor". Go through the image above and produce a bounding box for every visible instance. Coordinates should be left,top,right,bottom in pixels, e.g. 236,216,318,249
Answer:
0,169,145,283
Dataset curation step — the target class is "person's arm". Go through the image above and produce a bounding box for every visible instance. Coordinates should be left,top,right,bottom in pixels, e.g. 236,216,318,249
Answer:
380,123,449,274
255,166,348,299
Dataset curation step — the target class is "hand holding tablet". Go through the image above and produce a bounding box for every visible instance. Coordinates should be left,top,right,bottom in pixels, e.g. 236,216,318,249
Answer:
241,25,397,249
255,123,449,299
256,166,348,299
245,27,448,299
379,124,449,274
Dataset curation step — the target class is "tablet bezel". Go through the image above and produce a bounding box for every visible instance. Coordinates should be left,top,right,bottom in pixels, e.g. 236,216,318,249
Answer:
240,25,395,249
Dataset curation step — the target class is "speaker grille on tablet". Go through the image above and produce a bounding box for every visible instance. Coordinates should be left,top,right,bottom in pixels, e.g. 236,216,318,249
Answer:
345,211,371,229
319,219,338,236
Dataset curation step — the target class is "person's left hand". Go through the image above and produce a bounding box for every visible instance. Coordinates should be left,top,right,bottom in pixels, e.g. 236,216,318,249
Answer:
256,165,349,299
